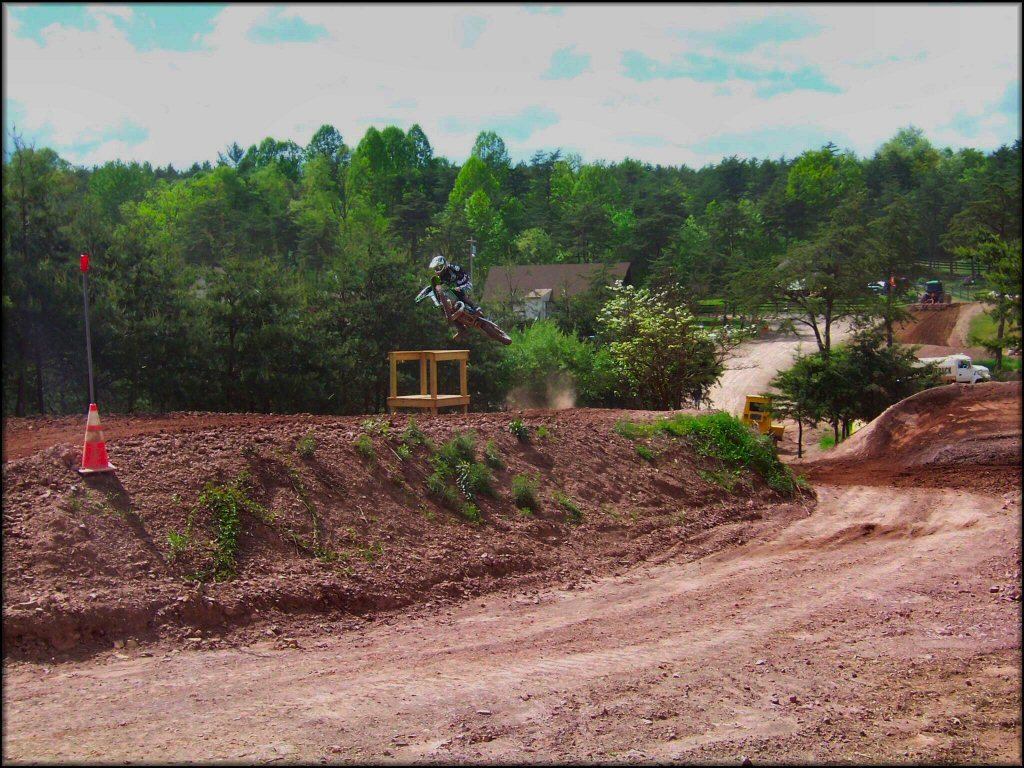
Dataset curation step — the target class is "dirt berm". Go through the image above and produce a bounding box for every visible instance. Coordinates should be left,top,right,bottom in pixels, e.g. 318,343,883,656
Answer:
2,408,812,660
798,381,1021,493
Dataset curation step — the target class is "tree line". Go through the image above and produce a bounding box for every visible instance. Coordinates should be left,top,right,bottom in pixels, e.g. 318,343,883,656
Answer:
2,123,1020,417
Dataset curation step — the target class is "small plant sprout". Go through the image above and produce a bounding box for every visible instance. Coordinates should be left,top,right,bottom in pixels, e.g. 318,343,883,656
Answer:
508,418,529,442
554,491,583,524
353,434,376,464
296,431,317,458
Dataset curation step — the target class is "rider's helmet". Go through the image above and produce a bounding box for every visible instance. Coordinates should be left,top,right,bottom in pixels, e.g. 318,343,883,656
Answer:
429,255,447,274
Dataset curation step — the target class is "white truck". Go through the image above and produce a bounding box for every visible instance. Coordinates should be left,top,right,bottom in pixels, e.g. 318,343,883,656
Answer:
918,354,992,384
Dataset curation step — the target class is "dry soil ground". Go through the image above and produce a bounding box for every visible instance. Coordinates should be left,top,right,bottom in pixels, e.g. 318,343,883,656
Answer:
2,303,1021,765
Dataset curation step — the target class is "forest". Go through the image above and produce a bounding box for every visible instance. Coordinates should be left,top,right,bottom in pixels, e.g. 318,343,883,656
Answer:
3,122,1021,417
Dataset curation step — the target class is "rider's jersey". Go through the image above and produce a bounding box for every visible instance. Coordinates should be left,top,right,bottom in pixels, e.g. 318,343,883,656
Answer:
439,263,472,293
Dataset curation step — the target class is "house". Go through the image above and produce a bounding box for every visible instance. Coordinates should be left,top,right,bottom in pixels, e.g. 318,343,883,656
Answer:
481,262,632,321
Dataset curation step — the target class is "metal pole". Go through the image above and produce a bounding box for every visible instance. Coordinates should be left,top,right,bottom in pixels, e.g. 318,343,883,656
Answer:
80,254,95,405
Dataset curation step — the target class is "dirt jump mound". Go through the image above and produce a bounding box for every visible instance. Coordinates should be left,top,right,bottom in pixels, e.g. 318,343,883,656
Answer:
801,381,1021,493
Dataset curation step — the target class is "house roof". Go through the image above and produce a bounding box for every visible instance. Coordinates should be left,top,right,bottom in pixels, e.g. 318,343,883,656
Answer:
481,262,632,304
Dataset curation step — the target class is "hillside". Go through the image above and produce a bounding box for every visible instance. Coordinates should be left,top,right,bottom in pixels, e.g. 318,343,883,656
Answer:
2,407,809,659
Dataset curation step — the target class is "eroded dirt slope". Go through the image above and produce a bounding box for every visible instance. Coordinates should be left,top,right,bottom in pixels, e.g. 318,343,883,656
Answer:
2,407,807,660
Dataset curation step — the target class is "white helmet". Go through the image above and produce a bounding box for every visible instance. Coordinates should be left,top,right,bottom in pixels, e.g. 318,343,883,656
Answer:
429,255,447,273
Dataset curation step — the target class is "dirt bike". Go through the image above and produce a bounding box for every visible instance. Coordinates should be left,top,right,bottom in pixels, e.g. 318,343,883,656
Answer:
415,276,512,345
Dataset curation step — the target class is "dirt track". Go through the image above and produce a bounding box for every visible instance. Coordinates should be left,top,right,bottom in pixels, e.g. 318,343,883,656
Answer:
3,480,1020,764
2,306,1021,765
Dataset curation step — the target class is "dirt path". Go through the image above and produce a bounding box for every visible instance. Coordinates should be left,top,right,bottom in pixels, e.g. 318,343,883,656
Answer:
4,484,1019,765
707,322,855,417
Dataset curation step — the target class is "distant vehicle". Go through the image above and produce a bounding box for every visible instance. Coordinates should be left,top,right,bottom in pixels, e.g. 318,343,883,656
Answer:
870,276,911,296
914,280,952,309
918,354,991,384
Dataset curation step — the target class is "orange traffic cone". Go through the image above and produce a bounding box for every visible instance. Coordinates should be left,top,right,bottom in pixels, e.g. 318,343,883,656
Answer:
79,403,115,474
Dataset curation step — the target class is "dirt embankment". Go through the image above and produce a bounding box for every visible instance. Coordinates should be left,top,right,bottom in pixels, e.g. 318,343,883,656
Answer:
894,302,990,360
2,407,810,660
798,381,1021,493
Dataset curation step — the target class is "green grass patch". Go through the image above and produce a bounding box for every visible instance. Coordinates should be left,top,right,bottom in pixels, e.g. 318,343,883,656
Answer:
968,311,998,347
553,491,583,524
295,431,317,458
614,419,657,439
617,411,797,496
819,434,836,450
636,444,656,462
697,467,744,493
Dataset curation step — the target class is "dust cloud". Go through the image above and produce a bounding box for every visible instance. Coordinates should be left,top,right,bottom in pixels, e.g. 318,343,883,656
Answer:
505,372,578,410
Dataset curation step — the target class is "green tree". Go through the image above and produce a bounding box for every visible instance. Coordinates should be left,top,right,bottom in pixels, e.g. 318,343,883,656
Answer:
596,284,722,409
498,320,616,408
2,140,81,415
868,193,917,347
776,190,875,357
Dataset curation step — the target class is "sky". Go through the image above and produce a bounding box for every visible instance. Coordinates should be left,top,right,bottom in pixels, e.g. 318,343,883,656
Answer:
3,3,1021,170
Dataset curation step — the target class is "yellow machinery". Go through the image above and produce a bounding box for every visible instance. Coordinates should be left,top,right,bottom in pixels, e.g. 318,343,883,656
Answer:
741,395,785,444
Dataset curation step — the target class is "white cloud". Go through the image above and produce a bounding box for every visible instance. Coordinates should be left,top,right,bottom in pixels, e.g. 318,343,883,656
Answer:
4,4,1020,169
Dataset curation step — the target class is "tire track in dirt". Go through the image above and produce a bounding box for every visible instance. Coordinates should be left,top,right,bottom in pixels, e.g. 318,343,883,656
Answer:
4,484,1018,764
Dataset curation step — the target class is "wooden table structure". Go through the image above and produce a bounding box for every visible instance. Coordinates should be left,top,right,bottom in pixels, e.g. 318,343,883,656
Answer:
387,349,470,415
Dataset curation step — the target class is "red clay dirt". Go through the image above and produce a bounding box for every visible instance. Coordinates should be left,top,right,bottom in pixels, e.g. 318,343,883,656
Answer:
893,302,990,360
2,317,1021,764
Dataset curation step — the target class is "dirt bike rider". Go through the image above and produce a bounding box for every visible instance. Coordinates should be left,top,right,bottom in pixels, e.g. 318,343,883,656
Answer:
429,255,483,339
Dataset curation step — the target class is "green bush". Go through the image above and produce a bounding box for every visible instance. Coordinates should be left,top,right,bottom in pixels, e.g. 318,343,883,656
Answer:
424,432,495,511
618,411,797,496
436,431,478,466
498,320,618,407
455,460,495,501
508,418,529,442
512,474,540,512
353,434,376,463
636,444,656,462
296,431,317,458
402,416,429,446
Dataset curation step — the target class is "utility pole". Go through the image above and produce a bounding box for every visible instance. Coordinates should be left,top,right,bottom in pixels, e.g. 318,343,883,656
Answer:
467,237,477,281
